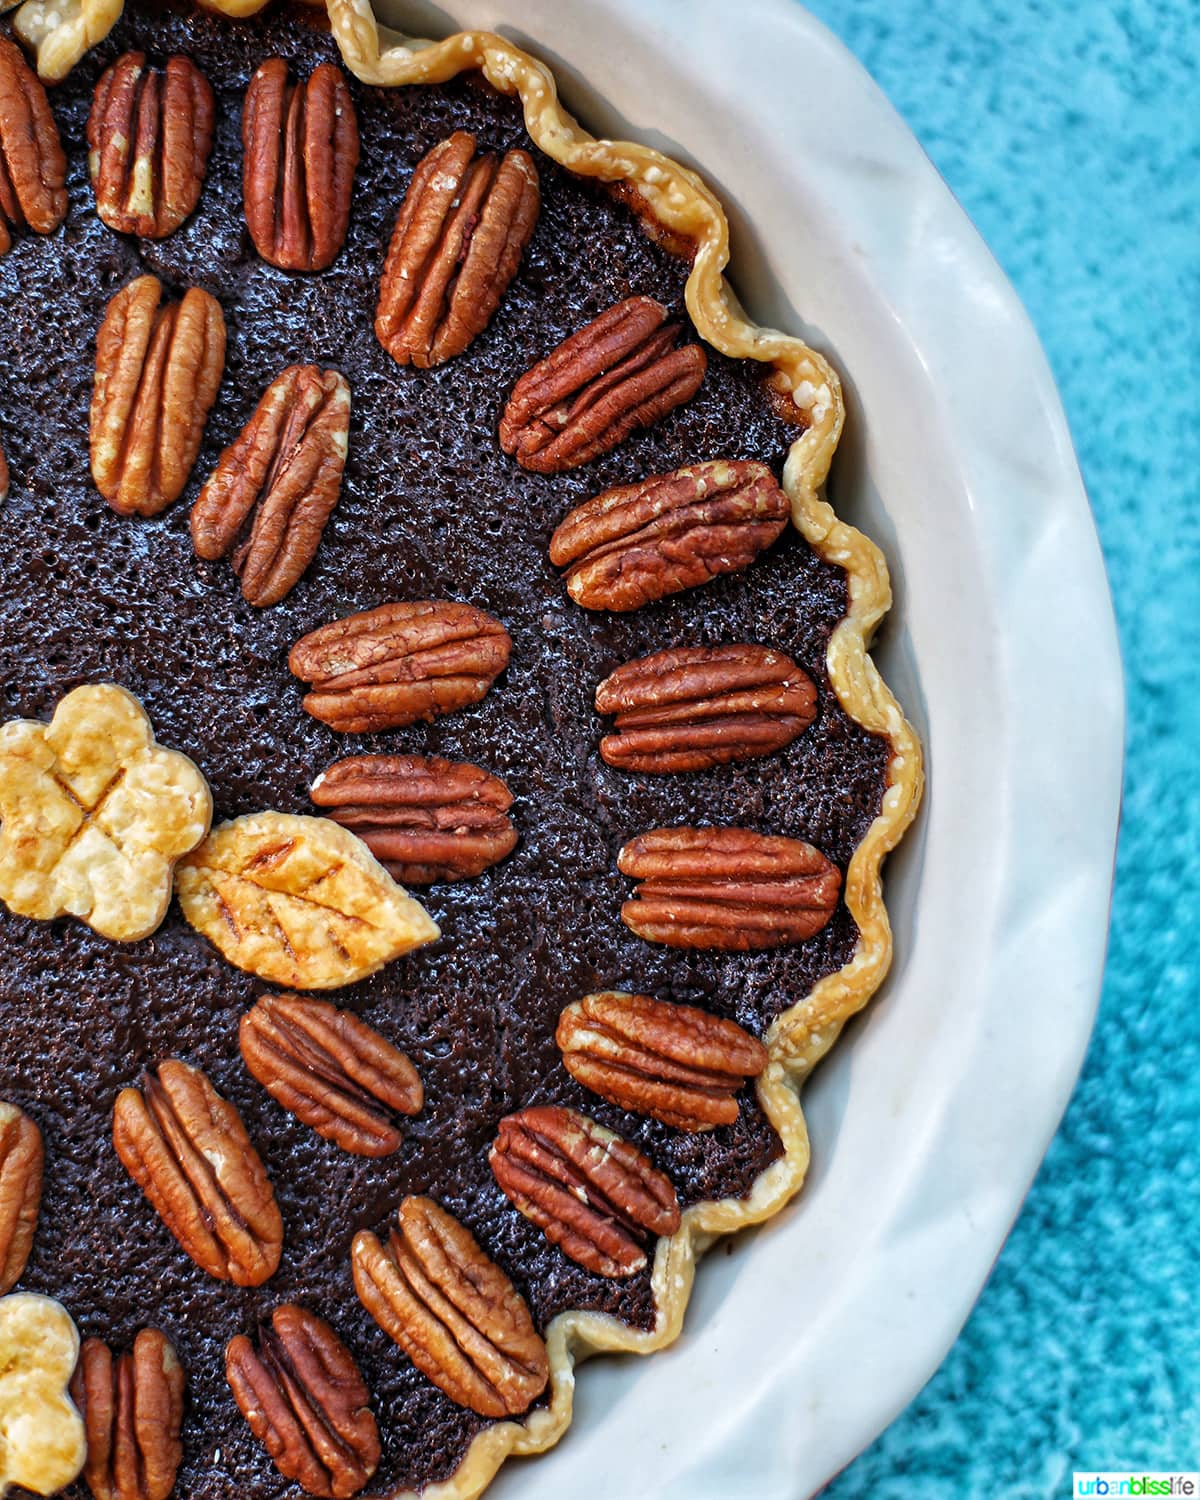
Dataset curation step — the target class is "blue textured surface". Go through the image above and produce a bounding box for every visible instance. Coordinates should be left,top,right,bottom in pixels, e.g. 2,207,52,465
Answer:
798,1,1200,1492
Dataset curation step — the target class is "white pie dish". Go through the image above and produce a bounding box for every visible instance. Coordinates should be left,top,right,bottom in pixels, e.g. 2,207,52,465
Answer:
354,1,1124,1496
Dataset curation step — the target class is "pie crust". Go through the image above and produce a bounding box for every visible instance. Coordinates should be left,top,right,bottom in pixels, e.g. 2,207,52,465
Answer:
9,4,924,1496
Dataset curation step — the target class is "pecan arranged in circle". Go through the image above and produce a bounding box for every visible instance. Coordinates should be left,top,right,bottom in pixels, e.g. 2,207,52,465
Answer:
190,364,351,607
112,1059,282,1286
490,1105,680,1278
0,36,67,257
377,130,540,368
310,754,518,884
226,1304,379,1500
596,643,817,772
243,57,359,272
90,274,226,517
499,295,706,473
289,601,512,734
69,1327,185,1500
550,459,789,612
618,827,841,950
0,1101,42,1295
351,1195,549,1419
240,993,423,1158
87,51,214,239
557,991,768,1132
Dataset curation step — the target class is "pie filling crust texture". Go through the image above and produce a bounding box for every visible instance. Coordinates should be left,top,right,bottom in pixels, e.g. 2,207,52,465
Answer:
0,1,924,1497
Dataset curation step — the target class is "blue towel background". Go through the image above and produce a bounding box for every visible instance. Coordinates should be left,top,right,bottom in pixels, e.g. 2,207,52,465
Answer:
795,1,1200,1492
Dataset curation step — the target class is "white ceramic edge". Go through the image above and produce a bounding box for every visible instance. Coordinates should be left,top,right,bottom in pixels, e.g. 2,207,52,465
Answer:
371,2,1124,1495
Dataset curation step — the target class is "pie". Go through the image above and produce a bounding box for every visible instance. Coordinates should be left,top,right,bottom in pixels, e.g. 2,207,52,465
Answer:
0,2,923,1497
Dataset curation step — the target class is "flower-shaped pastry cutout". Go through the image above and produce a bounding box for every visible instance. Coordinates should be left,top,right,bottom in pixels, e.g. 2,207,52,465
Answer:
0,1292,86,1497
0,684,212,942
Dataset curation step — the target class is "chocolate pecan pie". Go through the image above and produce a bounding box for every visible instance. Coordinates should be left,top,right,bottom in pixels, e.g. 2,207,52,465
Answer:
0,3,923,1497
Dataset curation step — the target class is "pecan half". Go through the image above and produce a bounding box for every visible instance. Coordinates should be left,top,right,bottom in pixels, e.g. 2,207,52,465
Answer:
0,429,8,503
310,754,517,884
90,274,226,517
0,36,67,256
557,992,768,1131
112,1059,282,1286
190,364,350,606
240,993,422,1158
351,1196,548,1419
69,1328,185,1500
550,459,789,612
499,295,706,473
0,1101,42,1294
289,601,512,734
376,130,540,368
490,1105,680,1278
243,57,359,272
596,643,817,771
87,52,214,238
618,826,841,950
226,1305,379,1500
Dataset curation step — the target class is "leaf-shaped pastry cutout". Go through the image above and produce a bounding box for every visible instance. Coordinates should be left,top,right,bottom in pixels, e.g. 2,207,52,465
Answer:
175,812,439,989
0,1292,86,1497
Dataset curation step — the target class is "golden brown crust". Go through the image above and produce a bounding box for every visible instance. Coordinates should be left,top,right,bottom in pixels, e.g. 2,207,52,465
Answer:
45,6,924,1497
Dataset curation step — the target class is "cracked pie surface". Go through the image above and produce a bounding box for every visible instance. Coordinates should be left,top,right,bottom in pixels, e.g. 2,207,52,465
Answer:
0,3,922,1497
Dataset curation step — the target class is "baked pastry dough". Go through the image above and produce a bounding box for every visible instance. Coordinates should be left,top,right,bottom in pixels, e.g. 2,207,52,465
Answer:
16,5,924,1496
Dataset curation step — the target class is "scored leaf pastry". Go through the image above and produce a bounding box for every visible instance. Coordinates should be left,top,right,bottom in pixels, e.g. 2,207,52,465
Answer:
176,812,440,989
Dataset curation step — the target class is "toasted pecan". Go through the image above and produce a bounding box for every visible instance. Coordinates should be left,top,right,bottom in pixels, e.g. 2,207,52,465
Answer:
618,826,841,950
240,993,422,1157
557,991,768,1131
226,1305,379,1499
310,754,517,884
70,1329,185,1500
550,459,789,611
596,643,816,771
352,1196,548,1418
243,57,358,272
377,130,539,367
490,1105,680,1277
289,602,512,735
87,52,214,238
499,295,706,473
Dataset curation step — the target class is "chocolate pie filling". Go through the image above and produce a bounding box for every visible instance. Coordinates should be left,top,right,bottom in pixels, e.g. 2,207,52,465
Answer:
0,3,890,1494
